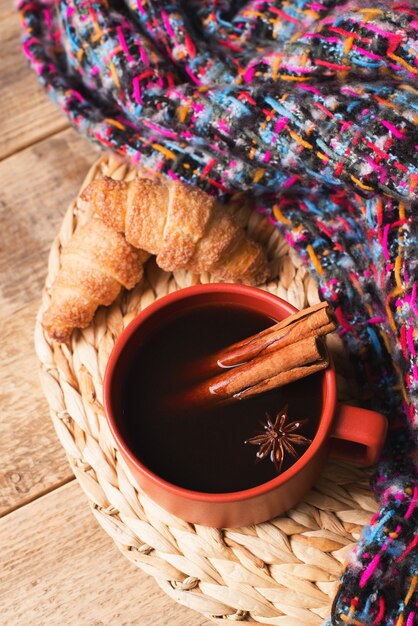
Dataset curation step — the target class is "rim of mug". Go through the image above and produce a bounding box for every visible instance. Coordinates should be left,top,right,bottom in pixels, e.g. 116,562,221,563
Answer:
104,283,337,503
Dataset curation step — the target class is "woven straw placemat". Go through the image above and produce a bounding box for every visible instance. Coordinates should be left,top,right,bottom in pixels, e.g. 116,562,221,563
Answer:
35,154,377,626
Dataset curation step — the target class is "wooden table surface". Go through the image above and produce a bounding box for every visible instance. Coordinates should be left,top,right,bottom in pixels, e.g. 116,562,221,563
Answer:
0,4,210,624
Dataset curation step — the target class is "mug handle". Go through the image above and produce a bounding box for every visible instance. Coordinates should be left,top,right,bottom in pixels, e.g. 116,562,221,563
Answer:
329,403,388,466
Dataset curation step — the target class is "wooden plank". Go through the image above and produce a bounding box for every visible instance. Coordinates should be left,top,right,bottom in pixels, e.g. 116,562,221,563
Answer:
0,129,98,514
0,12,69,160
0,300,72,515
0,0,14,19
0,481,211,626
0,127,98,320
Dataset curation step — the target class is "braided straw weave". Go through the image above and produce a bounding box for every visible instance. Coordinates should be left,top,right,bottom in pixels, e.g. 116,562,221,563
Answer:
35,154,377,626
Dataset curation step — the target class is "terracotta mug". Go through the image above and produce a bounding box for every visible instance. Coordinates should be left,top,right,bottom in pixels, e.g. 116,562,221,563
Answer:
104,284,387,528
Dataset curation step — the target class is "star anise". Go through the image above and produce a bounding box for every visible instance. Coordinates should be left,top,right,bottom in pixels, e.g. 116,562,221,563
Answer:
245,405,312,474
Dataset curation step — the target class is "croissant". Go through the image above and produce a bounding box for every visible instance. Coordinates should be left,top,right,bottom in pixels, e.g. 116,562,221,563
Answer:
81,176,269,285
43,217,149,342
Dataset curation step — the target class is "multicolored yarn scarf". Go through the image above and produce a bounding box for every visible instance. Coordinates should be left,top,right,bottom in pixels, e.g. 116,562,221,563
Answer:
19,1,418,624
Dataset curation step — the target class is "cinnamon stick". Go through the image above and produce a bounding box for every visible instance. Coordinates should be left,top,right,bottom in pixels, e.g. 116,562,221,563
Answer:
218,301,335,368
178,301,336,383
164,335,329,413
159,302,337,415
210,335,328,398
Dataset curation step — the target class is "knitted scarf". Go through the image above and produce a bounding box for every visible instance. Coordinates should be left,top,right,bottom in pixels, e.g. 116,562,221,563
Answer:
19,1,418,623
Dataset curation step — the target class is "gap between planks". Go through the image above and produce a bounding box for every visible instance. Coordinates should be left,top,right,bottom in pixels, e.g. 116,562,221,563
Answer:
0,122,70,163
0,10,70,161
1,480,211,626
0,475,75,519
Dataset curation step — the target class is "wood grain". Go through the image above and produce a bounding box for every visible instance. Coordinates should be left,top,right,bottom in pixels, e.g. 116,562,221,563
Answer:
0,300,72,515
0,129,98,514
0,128,98,319
0,480,211,626
0,12,69,160
0,0,15,18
